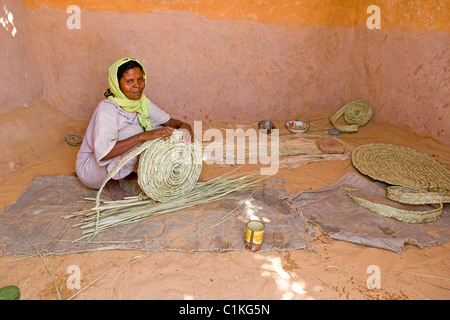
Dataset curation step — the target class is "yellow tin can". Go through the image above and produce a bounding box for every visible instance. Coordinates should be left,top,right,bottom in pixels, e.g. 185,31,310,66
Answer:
245,220,265,252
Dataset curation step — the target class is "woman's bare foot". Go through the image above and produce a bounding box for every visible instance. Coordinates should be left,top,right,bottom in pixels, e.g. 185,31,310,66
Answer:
102,179,131,200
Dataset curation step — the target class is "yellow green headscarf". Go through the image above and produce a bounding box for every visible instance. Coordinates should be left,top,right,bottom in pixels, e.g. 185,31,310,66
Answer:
107,58,152,131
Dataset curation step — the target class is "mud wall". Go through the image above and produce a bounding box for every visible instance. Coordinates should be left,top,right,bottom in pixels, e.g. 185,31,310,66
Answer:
1,0,449,144
0,0,43,113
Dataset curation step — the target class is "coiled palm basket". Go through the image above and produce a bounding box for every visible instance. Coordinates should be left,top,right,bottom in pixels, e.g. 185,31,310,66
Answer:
331,100,373,133
97,130,202,204
137,132,202,202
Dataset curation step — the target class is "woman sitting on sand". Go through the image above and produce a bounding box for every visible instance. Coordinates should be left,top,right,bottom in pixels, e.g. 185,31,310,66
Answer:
76,58,194,200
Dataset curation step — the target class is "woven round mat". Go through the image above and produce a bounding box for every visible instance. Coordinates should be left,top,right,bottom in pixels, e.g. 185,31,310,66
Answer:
350,143,449,223
352,143,450,194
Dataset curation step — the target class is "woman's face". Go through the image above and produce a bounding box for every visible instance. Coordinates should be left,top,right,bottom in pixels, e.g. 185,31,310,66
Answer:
119,67,146,100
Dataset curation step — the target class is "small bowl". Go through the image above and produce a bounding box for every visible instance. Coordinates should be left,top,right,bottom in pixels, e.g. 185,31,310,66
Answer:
65,133,83,146
286,120,310,133
258,120,275,134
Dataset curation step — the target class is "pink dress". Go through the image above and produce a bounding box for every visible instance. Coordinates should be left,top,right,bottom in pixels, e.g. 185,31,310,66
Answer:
75,99,170,189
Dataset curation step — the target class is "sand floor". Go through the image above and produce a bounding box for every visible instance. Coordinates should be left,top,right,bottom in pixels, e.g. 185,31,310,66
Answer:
0,119,449,300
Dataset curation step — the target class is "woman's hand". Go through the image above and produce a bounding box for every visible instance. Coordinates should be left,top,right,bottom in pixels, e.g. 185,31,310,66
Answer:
162,118,195,144
101,121,193,162
101,126,175,161
141,127,176,141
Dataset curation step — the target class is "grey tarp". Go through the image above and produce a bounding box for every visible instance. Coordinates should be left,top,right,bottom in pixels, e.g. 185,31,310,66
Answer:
2,172,448,256
289,172,450,253
0,175,314,256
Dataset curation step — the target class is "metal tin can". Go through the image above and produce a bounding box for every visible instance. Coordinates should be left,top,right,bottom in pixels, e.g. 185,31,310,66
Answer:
245,220,265,252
